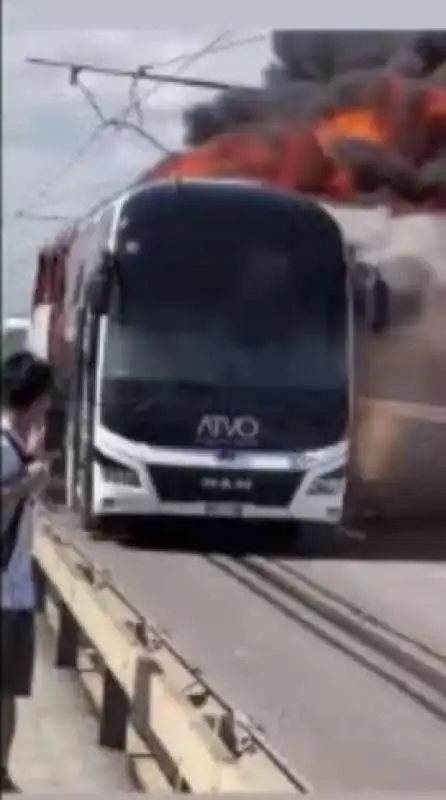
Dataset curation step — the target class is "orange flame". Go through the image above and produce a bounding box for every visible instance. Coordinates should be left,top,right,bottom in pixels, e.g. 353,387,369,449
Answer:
39,77,446,320
140,77,446,209
316,110,388,149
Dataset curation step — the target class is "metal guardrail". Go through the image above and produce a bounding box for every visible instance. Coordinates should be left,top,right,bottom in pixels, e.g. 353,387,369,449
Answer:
33,520,310,794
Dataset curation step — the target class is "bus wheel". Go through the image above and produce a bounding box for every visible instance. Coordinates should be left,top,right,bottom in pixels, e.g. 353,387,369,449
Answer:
79,459,106,539
297,522,345,556
266,521,302,554
286,521,303,553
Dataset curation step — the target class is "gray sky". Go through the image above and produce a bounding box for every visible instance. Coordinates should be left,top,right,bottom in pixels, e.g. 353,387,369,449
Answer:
3,0,444,316
2,22,270,314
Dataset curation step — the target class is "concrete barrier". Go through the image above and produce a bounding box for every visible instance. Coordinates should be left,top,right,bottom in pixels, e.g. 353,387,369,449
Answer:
33,521,309,794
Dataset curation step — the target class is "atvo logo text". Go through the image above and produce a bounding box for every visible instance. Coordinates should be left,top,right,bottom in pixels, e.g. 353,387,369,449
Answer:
196,415,259,440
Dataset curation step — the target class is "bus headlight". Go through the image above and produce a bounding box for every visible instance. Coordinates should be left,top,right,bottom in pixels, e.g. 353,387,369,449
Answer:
95,452,141,487
308,467,346,496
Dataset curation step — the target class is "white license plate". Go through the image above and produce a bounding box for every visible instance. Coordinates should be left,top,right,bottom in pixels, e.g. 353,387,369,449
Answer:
204,503,243,518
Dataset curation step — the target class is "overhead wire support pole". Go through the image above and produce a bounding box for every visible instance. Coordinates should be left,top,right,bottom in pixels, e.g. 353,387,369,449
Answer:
26,56,251,92
15,212,75,222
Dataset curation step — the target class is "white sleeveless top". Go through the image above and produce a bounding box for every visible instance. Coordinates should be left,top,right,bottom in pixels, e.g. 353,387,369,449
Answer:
1,421,35,610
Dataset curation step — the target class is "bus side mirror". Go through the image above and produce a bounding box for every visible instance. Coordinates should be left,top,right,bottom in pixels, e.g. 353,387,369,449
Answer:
87,251,117,316
88,273,109,316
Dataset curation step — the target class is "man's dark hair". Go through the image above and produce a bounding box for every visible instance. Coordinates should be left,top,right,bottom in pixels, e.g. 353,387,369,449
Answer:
2,350,55,410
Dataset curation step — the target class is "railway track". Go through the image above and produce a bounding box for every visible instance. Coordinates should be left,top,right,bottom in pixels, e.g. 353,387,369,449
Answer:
206,555,446,722
262,559,446,662
40,507,446,790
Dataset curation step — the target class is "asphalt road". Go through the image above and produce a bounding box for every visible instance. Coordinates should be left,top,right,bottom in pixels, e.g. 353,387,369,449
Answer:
275,557,446,659
54,516,446,792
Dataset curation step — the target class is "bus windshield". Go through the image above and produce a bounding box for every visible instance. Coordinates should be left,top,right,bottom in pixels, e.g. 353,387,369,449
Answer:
100,185,348,450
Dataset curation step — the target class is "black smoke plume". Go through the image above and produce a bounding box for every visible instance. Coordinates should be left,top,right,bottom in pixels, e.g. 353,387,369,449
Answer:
184,31,446,145
182,31,446,202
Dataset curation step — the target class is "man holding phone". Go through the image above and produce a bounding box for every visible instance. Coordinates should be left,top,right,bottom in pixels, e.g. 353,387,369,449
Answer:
1,351,55,793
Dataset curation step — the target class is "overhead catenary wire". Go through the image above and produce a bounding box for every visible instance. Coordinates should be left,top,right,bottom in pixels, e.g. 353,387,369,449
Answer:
107,32,268,128
25,31,268,93
17,57,177,216
102,30,233,153
117,30,233,129
18,30,259,220
25,50,169,211
25,31,266,165
8,31,270,303
18,125,109,216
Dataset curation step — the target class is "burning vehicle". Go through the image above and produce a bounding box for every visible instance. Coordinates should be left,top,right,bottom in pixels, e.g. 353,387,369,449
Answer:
29,32,446,535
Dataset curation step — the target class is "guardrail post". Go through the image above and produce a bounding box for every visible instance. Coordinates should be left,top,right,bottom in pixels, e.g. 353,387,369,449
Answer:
99,666,129,750
55,601,79,668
